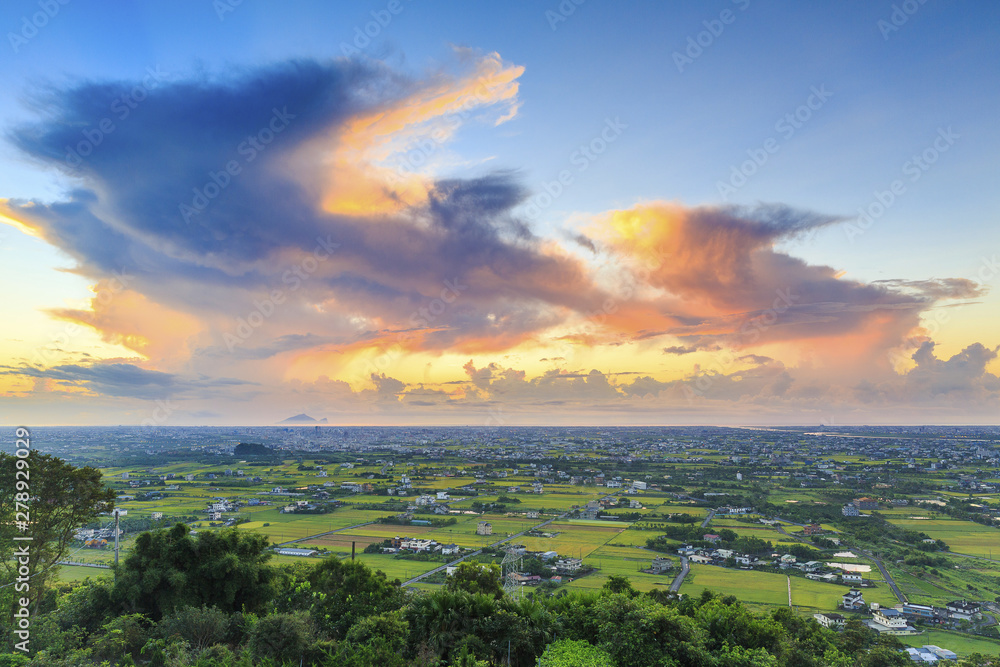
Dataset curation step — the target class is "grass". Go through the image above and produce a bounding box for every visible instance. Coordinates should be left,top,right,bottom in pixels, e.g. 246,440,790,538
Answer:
897,629,1000,658
679,565,790,607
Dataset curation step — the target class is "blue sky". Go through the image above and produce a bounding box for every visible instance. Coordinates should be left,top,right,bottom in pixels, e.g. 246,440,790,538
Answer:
1,1,998,425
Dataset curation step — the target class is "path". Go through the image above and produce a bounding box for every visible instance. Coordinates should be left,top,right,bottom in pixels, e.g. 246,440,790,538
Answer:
787,575,792,606
856,549,906,603
274,520,378,547
669,556,690,593
700,509,716,529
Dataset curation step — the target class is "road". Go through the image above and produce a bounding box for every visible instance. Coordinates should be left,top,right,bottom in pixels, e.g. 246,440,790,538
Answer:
859,549,906,603
274,520,377,547
700,509,716,529
771,517,907,604
669,556,690,593
786,575,792,606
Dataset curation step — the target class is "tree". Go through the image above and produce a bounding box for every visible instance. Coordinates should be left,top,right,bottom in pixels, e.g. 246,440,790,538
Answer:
446,562,504,599
113,524,275,619
0,451,115,616
305,556,406,639
602,575,637,597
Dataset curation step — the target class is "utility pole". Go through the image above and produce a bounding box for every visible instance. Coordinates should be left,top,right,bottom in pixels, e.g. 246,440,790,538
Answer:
113,509,121,580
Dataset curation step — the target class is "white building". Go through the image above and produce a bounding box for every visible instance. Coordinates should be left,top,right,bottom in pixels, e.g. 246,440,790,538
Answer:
813,613,845,629
476,521,492,536
632,480,647,491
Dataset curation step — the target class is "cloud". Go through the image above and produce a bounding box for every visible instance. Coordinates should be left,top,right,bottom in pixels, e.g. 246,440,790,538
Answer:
1,54,995,423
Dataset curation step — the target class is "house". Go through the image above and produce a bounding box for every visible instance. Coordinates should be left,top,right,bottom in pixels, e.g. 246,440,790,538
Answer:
555,558,583,574
842,504,860,517
868,608,916,634
735,555,758,566
803,523,825,536
703,534,721,543
945,600,981,621
853,497,878,510
921,646,958,661
689,555,713,564
415,495,436,506
208,511,222,520
511,573,541,585
436,491,450,500
651,557,673,574
801,560,823,572
442,544,460,556
633,481,647,490
901,603,938,621
842,589,865,610
872,608,907,630
540,551,559,561
476,521,492,536
151,512,163,520
275,548,319,557
629,499,643,509
813,613,845,629
526,511,539,519
841,572,863,584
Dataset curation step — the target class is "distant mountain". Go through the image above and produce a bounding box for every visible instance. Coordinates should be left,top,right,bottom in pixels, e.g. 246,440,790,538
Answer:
278,413,328,424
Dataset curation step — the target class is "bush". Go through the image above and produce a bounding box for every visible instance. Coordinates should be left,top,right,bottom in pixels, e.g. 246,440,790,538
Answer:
247,611,317,663
538,639,614,666
158,605,229,651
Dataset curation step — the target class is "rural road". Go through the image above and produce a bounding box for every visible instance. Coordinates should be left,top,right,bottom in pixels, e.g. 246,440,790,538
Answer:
859,549,906,603
786,575,792,606
669,556,690,593
274,520,377,547
701,509,716,529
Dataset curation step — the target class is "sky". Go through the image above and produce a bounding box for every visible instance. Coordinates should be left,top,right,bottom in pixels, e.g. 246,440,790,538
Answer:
0,0,998,426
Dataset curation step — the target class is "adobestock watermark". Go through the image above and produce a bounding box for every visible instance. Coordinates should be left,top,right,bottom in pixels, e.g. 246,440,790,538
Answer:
545,0,586,31
31,268,133,367
7,0,70,54
140,399,177,427
889,251,1000,369
522,117,627,220
387,75,526,179
338,0,414,57
585,257,660,327
353,276,469,382
224,235,339,352
717,85,833,201
179,106,295,224
877,0,929,41
64,66,169,169
843,126,958,243
673,0,751,73
684,286,798,400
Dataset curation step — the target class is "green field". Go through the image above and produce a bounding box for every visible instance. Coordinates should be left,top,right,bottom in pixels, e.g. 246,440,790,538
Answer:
679,565,790,607
897,629,1000,658
885,516,1000,558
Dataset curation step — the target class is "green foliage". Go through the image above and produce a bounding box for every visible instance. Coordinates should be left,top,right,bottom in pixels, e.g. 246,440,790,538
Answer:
303,556,406,640
113,524,276,619
445,562,503,600
247,610,318,663
157,605,229,651
538,639,614,667
0,451,116,614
